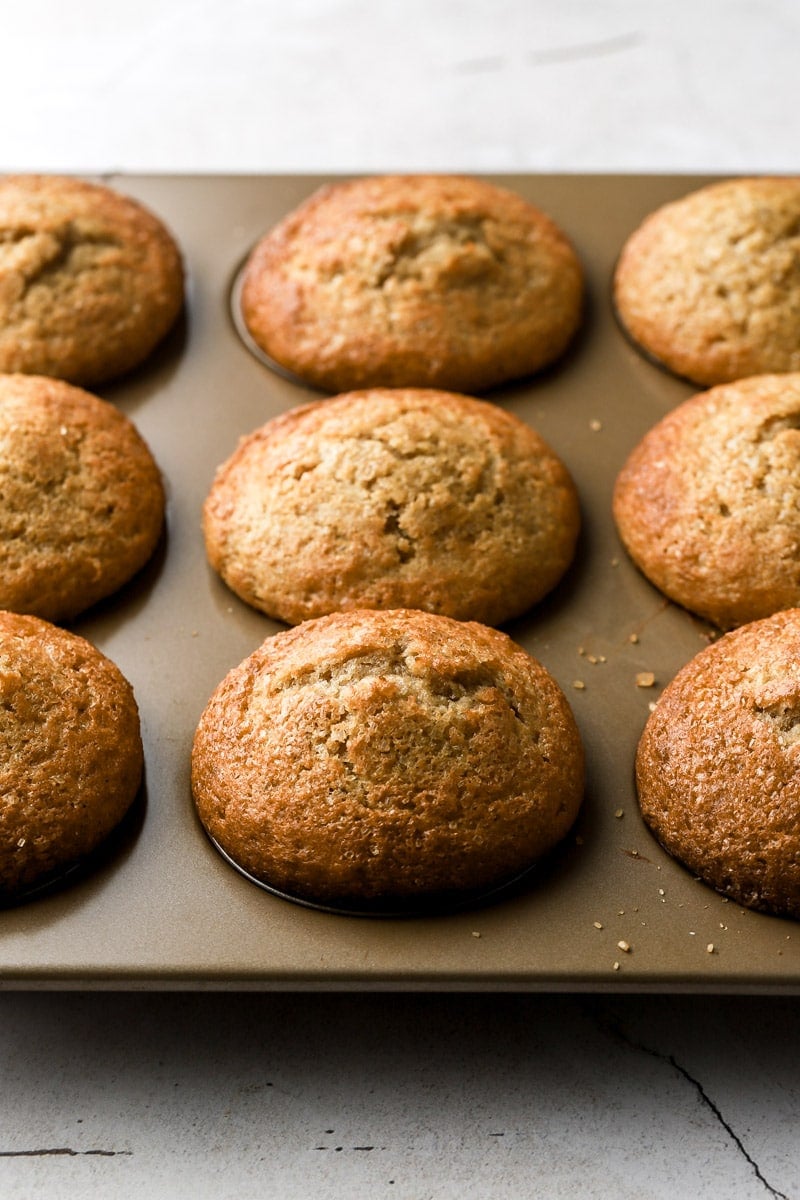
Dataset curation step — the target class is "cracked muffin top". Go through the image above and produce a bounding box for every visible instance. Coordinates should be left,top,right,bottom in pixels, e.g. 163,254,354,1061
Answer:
613,374,800,630
0,373,165,622
613,176,800,386
239,174,584,393
191,607,584,907
202,387,580,627
0,611,142,897
636,607,800,918
0,174,184,385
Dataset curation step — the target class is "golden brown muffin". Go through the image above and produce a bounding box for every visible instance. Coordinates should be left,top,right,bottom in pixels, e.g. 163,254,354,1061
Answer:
0,174,184,384
202,388,580,627
636,608,800,918
613,176,800,386
191,608,584,908
0,374,165,622
0,611,143,896
613,374,800,630
239,174,584,393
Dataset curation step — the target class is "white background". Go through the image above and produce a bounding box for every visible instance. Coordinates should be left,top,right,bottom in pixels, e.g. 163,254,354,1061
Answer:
2,3,800,1197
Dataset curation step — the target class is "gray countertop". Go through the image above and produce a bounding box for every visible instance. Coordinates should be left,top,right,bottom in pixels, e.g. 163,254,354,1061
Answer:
1,2,799,1196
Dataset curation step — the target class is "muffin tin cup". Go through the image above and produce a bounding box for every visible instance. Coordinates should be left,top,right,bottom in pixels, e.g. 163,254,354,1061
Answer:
205,833,546,919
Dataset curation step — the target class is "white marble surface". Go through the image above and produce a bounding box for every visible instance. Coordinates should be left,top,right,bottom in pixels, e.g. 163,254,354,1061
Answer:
2,2,800,1198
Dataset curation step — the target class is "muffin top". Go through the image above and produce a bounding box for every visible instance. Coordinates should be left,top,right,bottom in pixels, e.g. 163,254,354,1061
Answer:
0,373,165,622
240,174,584,393
613,176,800,386
0,611,142,896
613,374,800,630
636,607,800,918
203,387,580,627
0,174,184,384
191,608,584,908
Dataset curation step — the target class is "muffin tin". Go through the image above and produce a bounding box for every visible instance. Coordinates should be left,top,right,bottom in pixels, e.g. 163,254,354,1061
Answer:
4,172,800,991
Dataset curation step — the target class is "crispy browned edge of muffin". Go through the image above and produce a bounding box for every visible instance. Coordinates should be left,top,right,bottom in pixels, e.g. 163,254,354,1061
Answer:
190,609,585,908
238,173,585,393
0,173,185,385
201,387,581,628
635,609,800,918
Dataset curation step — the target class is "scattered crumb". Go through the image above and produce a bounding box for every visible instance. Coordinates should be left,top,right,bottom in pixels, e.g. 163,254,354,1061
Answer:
613,961,620,971
658,888,665,896
573,680,586,690
617,940,631,953
636,671,656,688
628,633,639,644
611,557,620,567
614,809,624,819
589,419,602,432
648,701,657,712
593,921,603,930
706,943,715,954
578,649,606,666
471,931,481,939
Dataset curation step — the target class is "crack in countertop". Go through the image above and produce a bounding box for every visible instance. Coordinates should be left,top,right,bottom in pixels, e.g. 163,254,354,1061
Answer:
594,1010,790,1200
0,1147,132,1157
454,31,643,73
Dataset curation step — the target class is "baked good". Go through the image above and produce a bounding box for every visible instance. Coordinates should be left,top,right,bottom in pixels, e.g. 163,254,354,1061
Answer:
0,373,165,622
613,373,800,630
0,611,142,897
239,174,584,393
202,387,580,627
0,174,184,384
191,608,584,908
636,608,800,918
613,176,800,385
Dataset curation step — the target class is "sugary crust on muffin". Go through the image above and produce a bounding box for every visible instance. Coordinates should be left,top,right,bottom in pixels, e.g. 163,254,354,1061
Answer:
0,374,165,621
240,174,584,393
191,608,584,904
203,388,580,627
636,608,800,918
0,174,184,384
0,611,142,895
613,177,800,386
613,374,800,630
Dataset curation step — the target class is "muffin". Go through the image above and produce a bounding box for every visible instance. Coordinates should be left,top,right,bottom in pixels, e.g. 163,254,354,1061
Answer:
191,608,584,908
0,373,165,622
613,176,800,386
636,608,800,918
613,373,800,630
0,611,143,897
0,174,184,384
239,174,584,393
202,387,580,627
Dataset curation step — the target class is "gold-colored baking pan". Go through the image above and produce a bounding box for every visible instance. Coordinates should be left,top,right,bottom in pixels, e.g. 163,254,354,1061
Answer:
2,172,797,991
